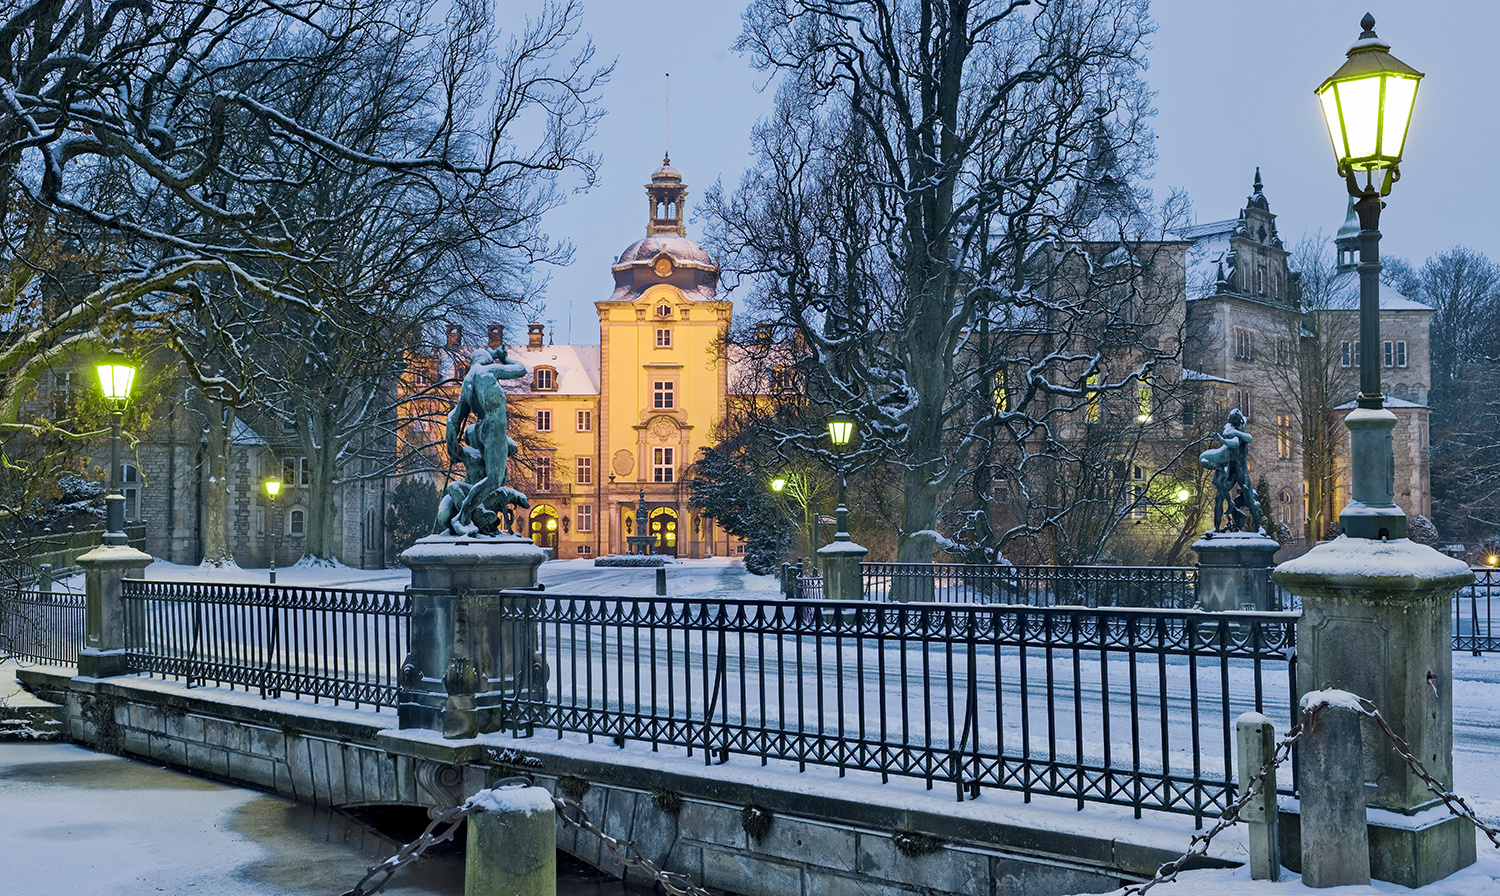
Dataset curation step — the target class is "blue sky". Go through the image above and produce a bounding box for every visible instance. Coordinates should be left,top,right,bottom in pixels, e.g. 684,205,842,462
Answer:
532,1,1499,343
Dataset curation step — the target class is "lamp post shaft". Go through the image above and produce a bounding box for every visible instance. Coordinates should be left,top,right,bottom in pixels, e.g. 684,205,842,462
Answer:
103,408,127,546
834,462,850,539
1355,188,1385,409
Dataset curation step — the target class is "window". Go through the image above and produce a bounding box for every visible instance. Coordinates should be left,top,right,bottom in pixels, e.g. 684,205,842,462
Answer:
1234,329,1254,361
652,447,675,483
656,302,672,318
576,409,592,431
52,371,72,408
576,504,593,533
1136,379,1152,422
576,456,593,485
1085,374,1100,423
1385,340,1407,368
120,463,140,522
535,409,552,432
1340,341,1361,368
534,367,556,390
534,456,553,491
653,380,675,410
1129,466,1146,520
1274,337,1291,366
1277,414,1293,459
576,545,593,556
1279,489,1295,529
1235,389,1253,423
282,456,310,487
993,371,1009,413
655,328,672,348
289,509,306,537
1256,264,1266,295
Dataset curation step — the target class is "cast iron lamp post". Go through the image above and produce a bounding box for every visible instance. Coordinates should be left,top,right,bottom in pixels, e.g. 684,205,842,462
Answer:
1314,11,1422,540
96,352,137,546
264,477,281,584
826,412,855,539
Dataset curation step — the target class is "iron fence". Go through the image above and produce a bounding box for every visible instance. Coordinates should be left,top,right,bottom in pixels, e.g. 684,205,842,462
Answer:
1455,567,1500,654
119,580,410,710
493,592,1299,823
1,588,86,665
861,563,1199,607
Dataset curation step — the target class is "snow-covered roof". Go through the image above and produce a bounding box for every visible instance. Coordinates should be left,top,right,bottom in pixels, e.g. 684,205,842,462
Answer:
1181,229,1233,299
1175,219,1239,241
229,418,268,446
503,343,601,395
1332,396,1428,410
1183,368,1234,384
1322,271,1431,311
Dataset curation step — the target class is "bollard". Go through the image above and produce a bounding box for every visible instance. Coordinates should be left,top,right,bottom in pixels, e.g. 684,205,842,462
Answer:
465,785,556,896
655,567,667,596
1297,690,1370,888
1235,712,1279,880
39,563,52,594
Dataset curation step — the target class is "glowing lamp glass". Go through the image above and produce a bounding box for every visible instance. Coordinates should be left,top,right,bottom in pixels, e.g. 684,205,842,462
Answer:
96,357,137,402
1175,488,1191,503
826,414,855,448
1314,22,1422,174
264,479,281,498
770,476,787,493
546,519,557,531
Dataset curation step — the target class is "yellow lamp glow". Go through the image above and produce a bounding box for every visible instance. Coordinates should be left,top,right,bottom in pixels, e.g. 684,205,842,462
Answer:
546,519,557,531
1315,14,1422,178
264,478,281,498
1176,488,1191,503
1488,555,1499,569
96,354,137,403
826,413,855,449
770,475,787,493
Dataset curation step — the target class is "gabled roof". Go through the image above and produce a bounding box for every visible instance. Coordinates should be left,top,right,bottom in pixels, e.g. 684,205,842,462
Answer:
1183,368,1234,384
503,343,601,395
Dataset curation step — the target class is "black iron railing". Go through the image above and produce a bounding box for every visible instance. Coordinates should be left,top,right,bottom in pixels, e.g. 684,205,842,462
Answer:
493,593,1298,823
1,588,86,665
119,580,410,710
1455,567,1500,654
861,562,1199,607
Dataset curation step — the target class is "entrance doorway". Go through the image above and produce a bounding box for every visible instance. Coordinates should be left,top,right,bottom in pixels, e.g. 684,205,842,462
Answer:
648,506,678,556
529,504,559,549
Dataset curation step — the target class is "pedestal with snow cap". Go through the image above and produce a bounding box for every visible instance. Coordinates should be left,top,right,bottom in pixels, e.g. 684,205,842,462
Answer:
398,535,548,738
77,543,152,678
1272,537,1475,887
465,785,556,896
816,538,867,603
1193,530,1280,611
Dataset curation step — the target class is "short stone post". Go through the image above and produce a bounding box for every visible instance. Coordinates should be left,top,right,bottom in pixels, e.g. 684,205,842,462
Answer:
1235,712,1280,881
817,540,867,603
77,543,151,678
655,567,667,596
465,785,556,896
39,563,52,594
1297,691,1370,888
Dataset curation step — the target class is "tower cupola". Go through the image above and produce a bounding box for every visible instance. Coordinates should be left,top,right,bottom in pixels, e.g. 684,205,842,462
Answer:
645,156,687,237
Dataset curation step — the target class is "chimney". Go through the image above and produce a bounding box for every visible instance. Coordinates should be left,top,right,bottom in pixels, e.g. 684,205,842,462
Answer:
527,323,545,349
487,323,504,349
446,323,463,348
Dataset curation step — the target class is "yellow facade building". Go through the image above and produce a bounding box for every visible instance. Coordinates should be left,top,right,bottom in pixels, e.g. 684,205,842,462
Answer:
464,159,741,558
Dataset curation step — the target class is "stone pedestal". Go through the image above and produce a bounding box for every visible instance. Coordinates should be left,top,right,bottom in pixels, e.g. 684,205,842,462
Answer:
77,544,152,678
816,538,867,602
398,535,548,739
1192,530,1280,611
1273,537,1476,887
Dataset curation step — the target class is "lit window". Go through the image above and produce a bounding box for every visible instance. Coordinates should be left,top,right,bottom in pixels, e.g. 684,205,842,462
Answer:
535,456,552,491
993,370,1008,412
1136,378,1152,422
576,456,592,485
1277,414,1293,459
653,380,675,410
652,447,675,483
576,409,592,431
536,409,552,432
655,328,672,347
577,504,593,533
534,367,555,390
1085,374,1100,423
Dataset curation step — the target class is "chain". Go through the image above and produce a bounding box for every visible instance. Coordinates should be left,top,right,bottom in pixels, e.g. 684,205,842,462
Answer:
1122,724,1303,896
340,777,713,896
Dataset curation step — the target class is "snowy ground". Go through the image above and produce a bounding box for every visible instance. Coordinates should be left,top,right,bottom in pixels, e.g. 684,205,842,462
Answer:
12,556,1500,893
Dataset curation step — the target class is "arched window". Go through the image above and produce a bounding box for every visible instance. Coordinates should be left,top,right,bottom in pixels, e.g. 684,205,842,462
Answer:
120,463,140,522
1279,490,1294,529
289,509,306,537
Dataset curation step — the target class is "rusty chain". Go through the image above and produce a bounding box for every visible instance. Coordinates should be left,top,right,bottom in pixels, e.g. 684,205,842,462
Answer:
1122,723,1303,895
340,777,713,896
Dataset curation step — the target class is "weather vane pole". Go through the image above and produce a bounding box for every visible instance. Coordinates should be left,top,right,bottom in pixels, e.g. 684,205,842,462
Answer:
664,72,670,159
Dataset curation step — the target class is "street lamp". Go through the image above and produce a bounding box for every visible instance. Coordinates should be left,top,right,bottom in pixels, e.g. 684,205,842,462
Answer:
1314,13,1422,540
264,477,281,584
96,352,137,546
826,412,856,539
769,474,787,494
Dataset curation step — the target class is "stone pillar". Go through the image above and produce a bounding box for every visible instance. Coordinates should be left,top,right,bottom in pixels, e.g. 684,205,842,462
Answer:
1273,537,1476,887
1298,693,1370,888
77,544,151,678
1193,531,1280,611
465,785,556,896
1236,712,1280,881
399,535,548,739
817,540,867,603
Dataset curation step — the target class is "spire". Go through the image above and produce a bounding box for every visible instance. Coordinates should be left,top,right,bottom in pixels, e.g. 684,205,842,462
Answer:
1246,167,1270,211
645,156,687,237
1335,194,1361,273
1068,103,1142,234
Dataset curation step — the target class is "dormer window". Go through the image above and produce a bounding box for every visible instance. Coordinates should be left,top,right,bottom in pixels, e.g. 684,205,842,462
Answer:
655,302,672,319
534,366,557,391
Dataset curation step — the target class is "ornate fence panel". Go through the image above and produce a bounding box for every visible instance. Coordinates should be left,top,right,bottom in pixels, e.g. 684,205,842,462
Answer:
495,593,1298,823
861,563,1200,608
1455,567,1500,654
119,580,410,710
2,588,86,665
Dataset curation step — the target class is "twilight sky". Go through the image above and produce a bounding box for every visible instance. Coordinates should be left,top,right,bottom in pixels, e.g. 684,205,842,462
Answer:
532,1,1498,343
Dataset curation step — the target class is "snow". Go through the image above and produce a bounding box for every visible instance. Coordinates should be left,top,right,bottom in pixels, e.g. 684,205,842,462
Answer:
1299,688,1368,715
464,785,555,816
1274,537,1473,581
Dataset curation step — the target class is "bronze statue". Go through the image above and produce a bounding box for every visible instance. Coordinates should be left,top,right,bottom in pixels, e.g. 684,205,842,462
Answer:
1198,408,1261,533
435,347,530,537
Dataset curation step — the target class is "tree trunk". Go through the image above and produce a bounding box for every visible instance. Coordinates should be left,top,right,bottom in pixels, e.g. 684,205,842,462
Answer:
301,409,341,565
200,402,236,566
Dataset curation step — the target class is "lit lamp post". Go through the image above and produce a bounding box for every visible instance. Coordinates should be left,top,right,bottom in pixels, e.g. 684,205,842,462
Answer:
96,353,137,546
826,412,855,539
1313,11,1422,540
264,478,281,584
816,412,866,603
1271,16,1476,888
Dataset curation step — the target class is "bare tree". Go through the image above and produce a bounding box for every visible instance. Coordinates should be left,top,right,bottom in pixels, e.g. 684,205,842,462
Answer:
710,0,1165,565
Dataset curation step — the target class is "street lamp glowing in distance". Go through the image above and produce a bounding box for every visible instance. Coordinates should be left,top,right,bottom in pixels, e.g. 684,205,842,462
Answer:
770,475,787,493
1315,13,1422,185
826,413,855,450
